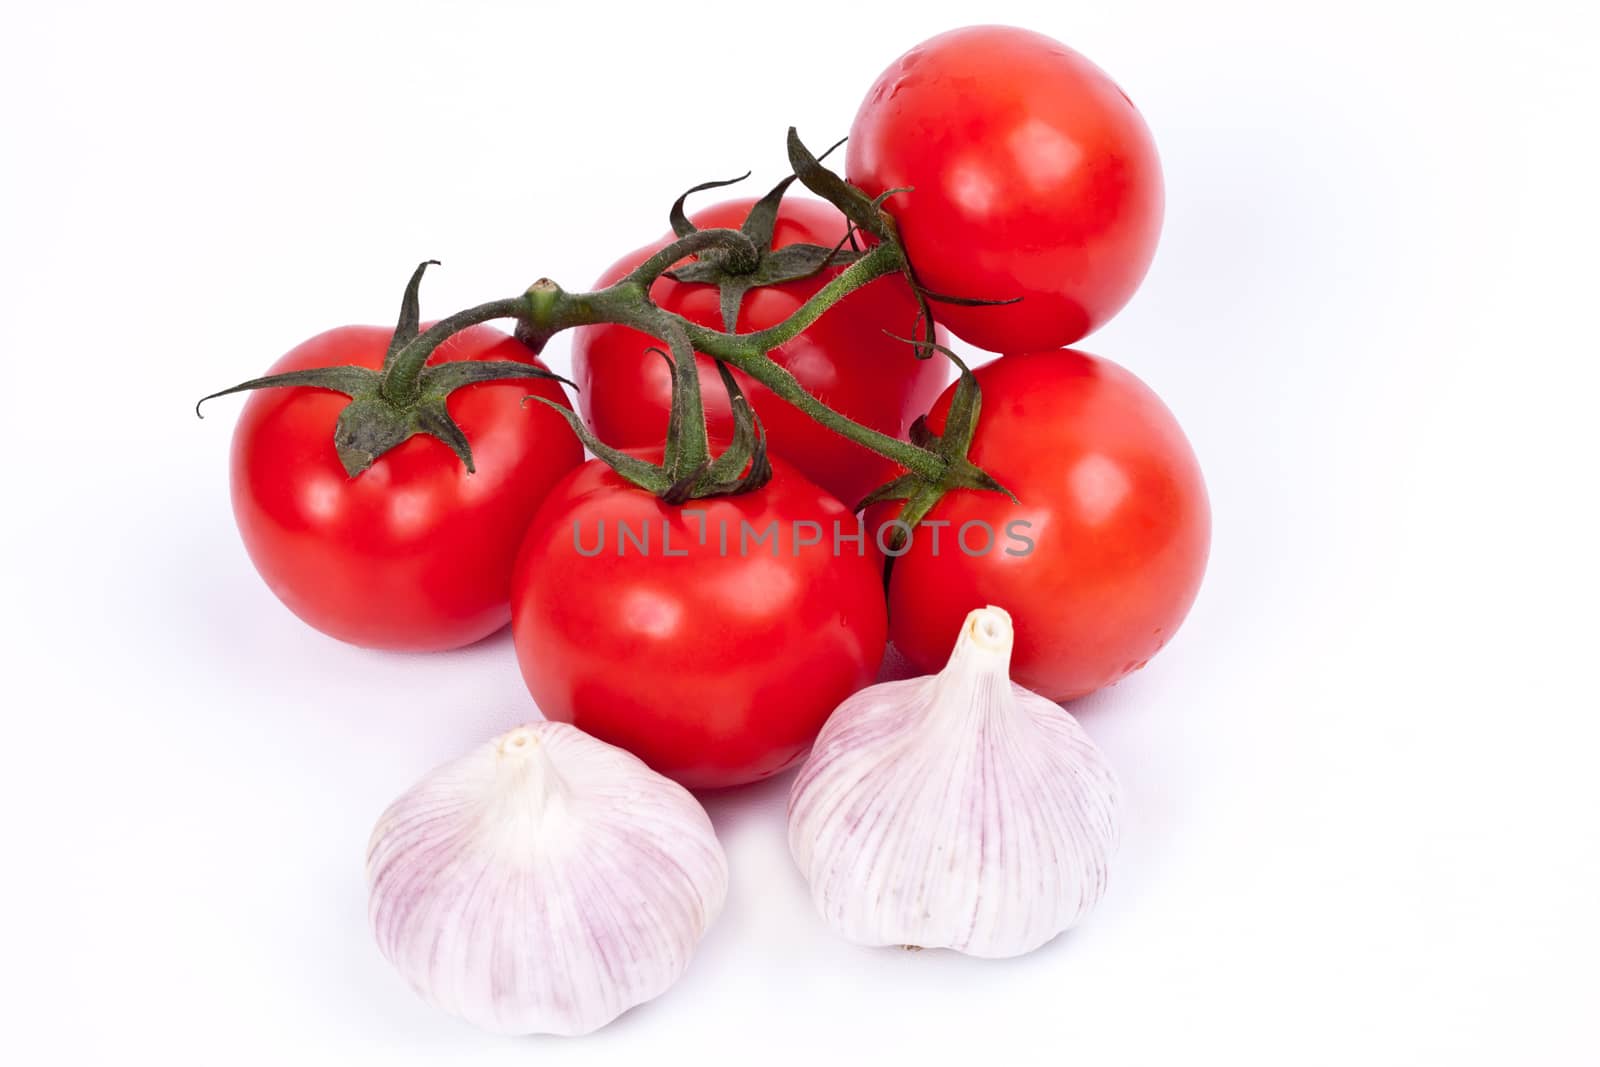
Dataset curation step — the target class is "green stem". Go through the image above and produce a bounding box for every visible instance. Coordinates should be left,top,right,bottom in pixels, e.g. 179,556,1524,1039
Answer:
397,221,942,491
726,243,902,352
686,321,941,480
382,294,531,405
512,242,940,482
659,321,712,480
624,227,760,288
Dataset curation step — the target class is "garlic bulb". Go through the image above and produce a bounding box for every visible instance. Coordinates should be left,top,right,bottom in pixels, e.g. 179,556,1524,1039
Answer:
367,722,728,1035
788,605,1119,958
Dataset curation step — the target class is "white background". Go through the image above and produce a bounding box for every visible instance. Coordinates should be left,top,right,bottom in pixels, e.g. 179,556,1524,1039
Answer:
4,1,1597,1063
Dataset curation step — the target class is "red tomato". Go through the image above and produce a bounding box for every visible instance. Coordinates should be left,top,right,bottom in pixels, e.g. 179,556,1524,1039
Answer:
510,457,888,789
231,325,582,651
571,197,950,507
847,26,1163,353
878,349,1208,700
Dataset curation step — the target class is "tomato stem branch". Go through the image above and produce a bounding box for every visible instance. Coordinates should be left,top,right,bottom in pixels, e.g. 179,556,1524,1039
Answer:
624,228,761,287
382,295,534,405
498,234,944,486
217,130,992,505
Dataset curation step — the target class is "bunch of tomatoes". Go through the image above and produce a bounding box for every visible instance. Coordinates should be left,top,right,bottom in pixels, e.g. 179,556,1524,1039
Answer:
214,27,1210,789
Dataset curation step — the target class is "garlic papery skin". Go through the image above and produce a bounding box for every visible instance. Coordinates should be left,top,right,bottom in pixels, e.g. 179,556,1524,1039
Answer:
787,605,1120,958
366,722,728,1036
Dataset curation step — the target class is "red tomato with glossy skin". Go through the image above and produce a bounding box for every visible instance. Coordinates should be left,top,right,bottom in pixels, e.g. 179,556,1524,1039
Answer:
572,197,950,508
510,456,888,789
231,325,582,651
847,26,1163,353
879,349,1208,701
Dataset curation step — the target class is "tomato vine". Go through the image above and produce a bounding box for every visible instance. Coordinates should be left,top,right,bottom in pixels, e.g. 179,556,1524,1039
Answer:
199,129,1015,522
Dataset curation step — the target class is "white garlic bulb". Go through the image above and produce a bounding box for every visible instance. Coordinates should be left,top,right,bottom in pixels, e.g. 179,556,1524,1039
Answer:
788,605,1120,958
367,722,728,1035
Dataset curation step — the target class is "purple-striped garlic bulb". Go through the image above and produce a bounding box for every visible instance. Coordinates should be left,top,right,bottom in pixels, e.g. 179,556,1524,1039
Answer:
788,605,1120,958
366,722,727,1035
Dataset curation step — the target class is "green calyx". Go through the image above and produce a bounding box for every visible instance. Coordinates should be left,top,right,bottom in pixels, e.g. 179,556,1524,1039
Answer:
661,138,863,333
782,127,1021,359
196,262,572,477
854,339,1015,544
529,321,773,503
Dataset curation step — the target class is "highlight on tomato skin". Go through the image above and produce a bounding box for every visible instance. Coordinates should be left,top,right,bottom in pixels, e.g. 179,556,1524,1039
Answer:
846,25,1164,353
508,455,889,790
876,348,1210,702
229,324,583,652
571,196,951,509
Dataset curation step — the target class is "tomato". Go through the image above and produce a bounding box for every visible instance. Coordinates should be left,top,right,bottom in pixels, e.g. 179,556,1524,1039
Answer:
878,349,1208,701
510,456,888,789
847,26,1163,353
571,197,950,508
230,325,583,651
